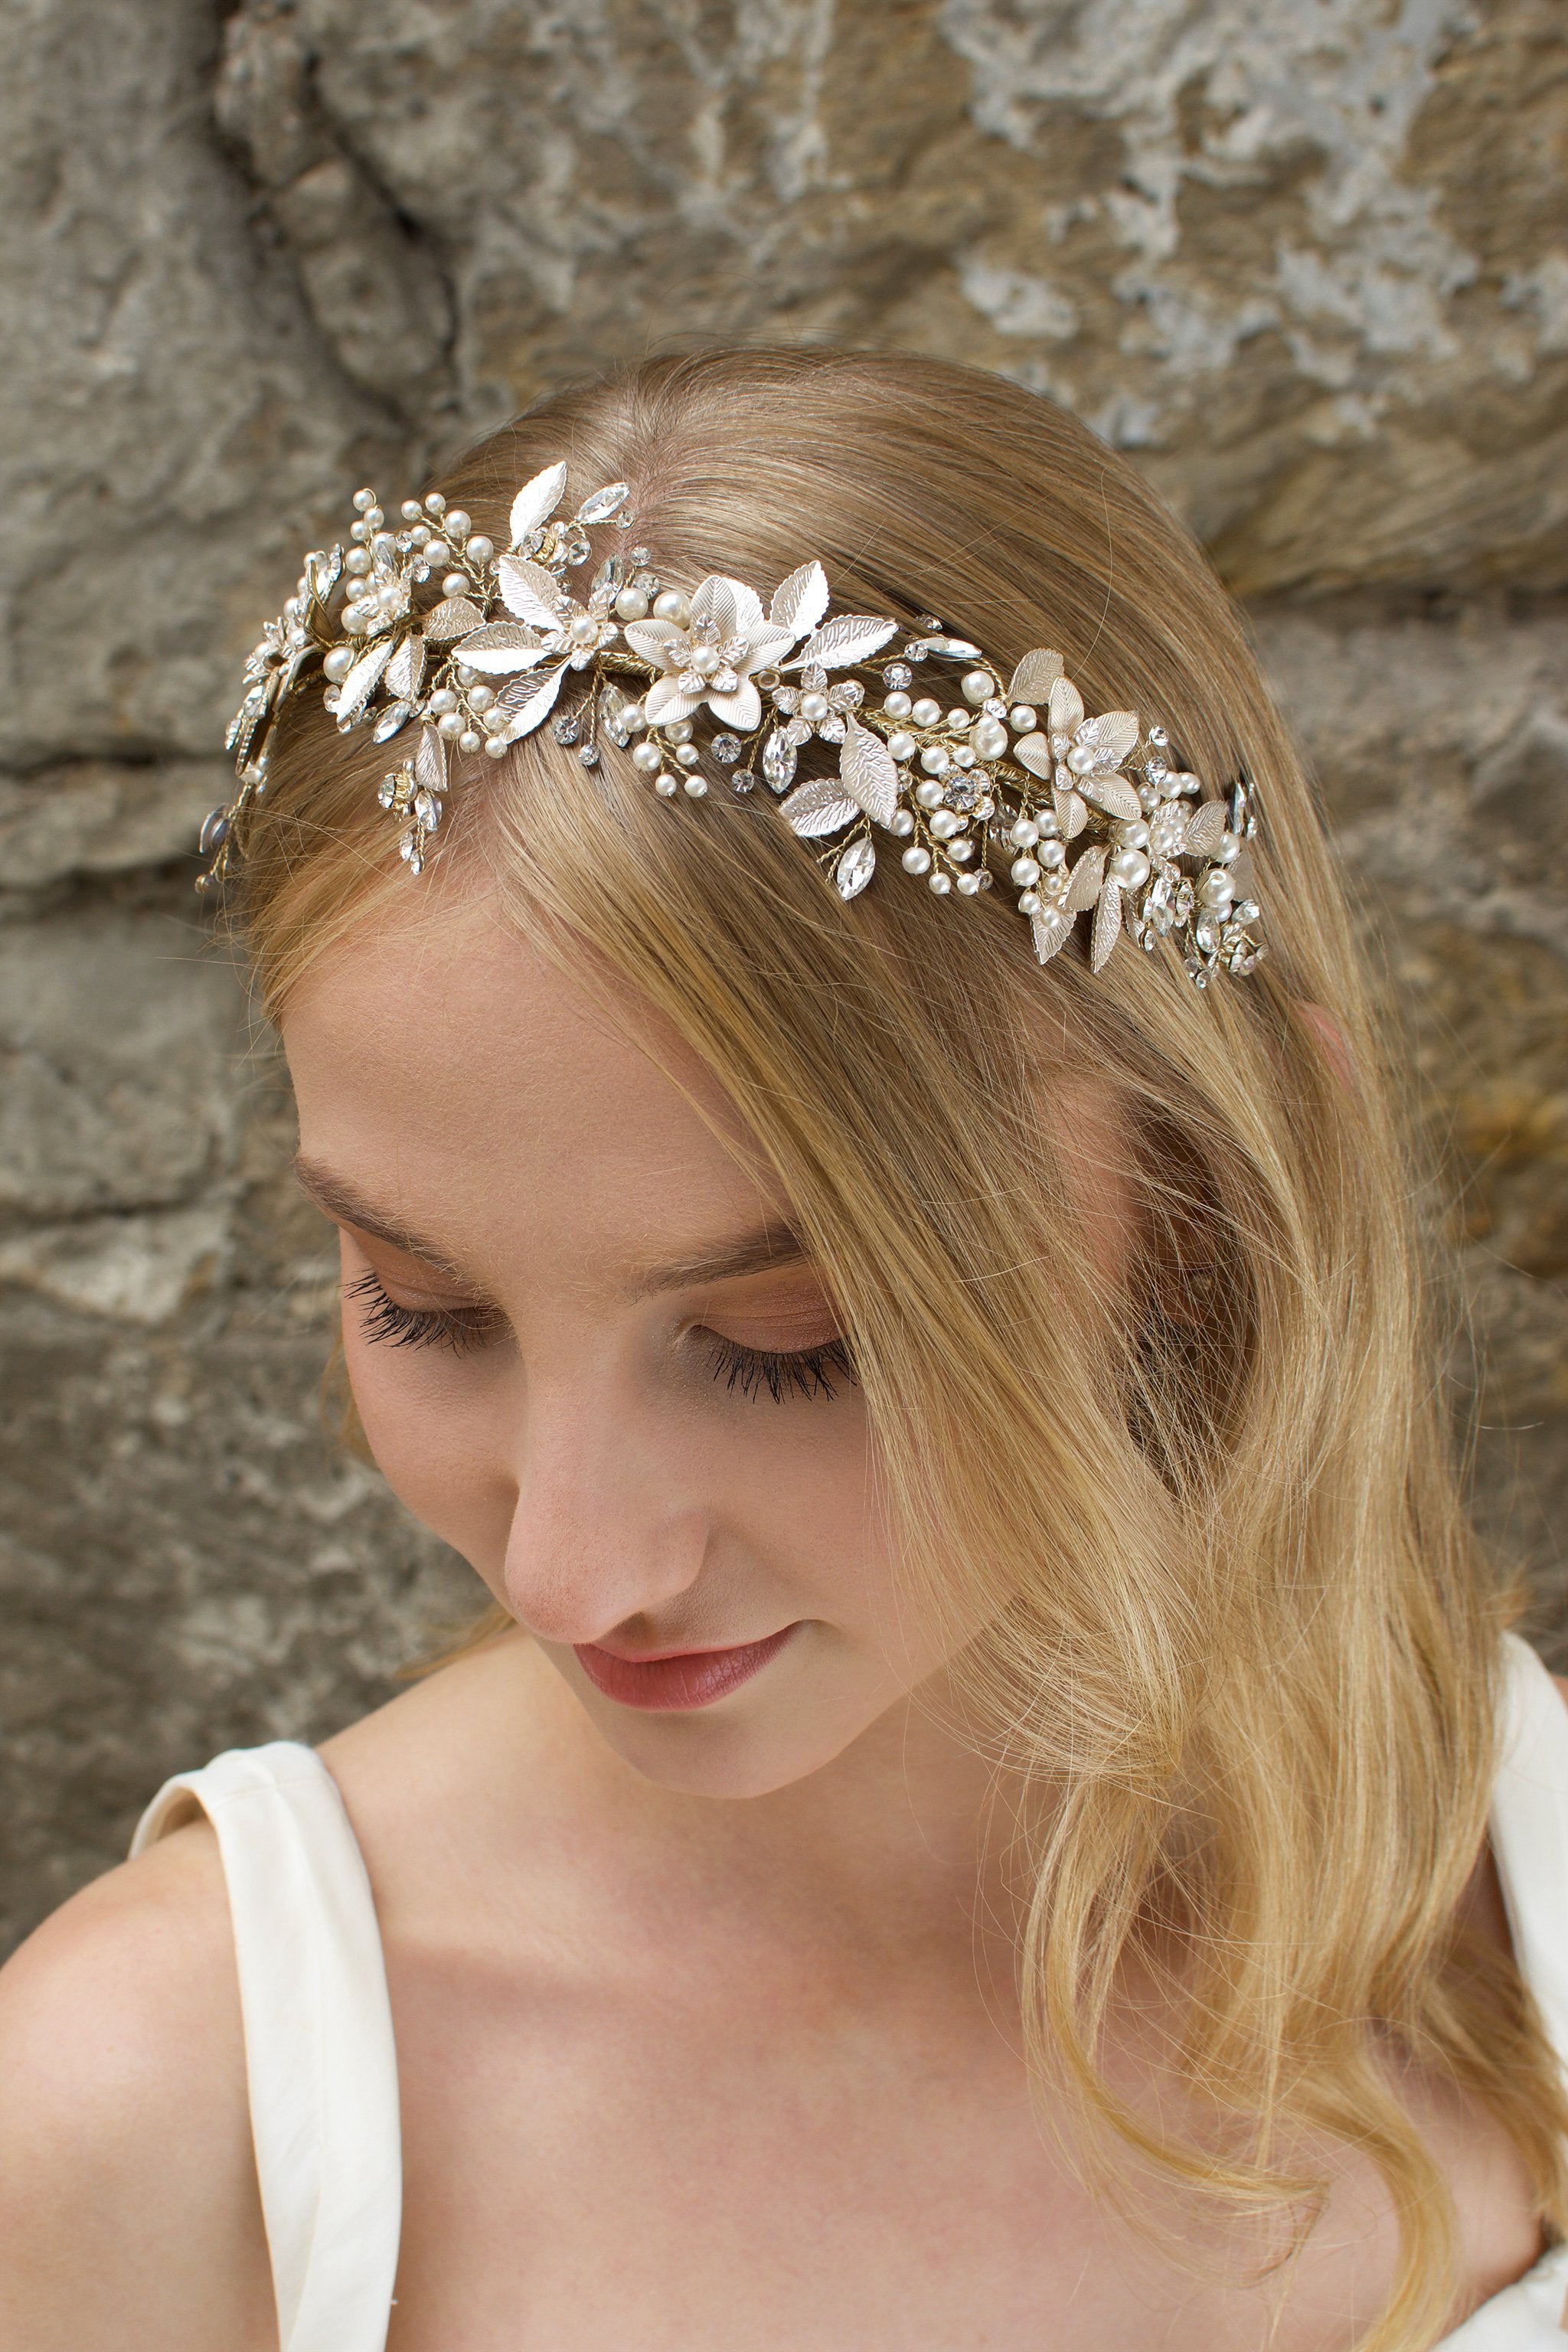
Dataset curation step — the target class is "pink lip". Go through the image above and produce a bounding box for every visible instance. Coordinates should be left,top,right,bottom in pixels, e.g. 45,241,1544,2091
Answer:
573,1625,799,1712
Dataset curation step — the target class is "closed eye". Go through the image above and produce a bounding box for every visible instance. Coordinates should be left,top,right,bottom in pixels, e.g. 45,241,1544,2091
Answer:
701,1331,857,1403
347,1269,505,1355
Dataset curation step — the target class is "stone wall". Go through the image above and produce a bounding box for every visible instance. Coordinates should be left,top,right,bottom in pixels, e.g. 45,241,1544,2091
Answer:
1,0,1563,1954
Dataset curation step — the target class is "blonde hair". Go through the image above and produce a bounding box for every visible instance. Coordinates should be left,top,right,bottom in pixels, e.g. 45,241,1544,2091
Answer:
240,348,1566,2344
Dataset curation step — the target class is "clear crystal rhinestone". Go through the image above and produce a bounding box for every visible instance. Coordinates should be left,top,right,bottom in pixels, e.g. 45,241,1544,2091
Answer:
835,680,864,708
762,730,797,793
732,769,757,794
917,614,944,631
564,535,591,567
881,663,912,691
553,714,580,745
578,743,599,767
711,733,741,764
632,569,659,592
629,546,651,564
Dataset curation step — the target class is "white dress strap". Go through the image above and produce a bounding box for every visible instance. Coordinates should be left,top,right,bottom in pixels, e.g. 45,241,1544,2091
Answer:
1436,1636,1568,2347
131,1743,402,2352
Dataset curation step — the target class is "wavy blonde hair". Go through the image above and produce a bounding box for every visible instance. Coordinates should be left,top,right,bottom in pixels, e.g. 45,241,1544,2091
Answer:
239,348,1566,2345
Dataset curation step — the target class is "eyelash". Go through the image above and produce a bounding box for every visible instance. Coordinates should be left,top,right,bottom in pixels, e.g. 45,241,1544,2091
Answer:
702,1332,857,1403
347,1269,501,1356
347,1271,857,1404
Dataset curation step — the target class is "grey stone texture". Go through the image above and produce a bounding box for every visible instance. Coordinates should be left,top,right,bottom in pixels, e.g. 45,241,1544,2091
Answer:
1,0,1563,1954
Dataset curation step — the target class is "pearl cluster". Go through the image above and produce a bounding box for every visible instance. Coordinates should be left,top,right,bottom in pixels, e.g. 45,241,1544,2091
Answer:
204,461,1263,987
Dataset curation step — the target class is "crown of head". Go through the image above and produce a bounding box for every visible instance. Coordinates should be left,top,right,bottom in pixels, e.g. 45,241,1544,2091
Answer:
202,461,1263,985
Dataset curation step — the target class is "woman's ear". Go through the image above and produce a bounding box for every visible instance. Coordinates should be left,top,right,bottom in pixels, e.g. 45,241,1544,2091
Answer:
1298,1002,1357,1099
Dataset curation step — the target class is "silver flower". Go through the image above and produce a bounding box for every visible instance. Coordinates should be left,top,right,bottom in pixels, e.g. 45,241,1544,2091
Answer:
625,573,804,733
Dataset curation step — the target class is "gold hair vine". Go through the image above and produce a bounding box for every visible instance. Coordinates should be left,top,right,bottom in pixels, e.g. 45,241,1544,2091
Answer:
204,463,1263,984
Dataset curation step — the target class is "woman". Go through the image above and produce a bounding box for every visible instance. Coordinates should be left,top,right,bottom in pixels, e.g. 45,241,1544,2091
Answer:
2,347,1564,2351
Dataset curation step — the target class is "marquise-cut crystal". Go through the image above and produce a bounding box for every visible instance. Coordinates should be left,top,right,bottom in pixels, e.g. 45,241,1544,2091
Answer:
762,730,797,792
835,838,876,899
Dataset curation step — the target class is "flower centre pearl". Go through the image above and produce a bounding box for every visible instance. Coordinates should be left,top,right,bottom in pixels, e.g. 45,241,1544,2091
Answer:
691,642,721,675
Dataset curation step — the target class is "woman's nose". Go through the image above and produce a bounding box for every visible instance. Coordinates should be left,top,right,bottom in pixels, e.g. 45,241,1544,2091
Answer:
498,1391,710,1645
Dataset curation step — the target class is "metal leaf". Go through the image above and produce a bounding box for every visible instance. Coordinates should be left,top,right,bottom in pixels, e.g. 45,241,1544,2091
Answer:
1047,677,1085,735
1065,845,1106,913
1075,710,1140,769
498,556,564,632
835,837,877,899
781,778,858,838
907,635,982,661
425,597,485,643
1091,881,1124,972
1182,797,1228,859
1076,770,1141,822
769,560,830,641
336,636,395,727
413,723,446,797
225,677,273,760
493,662,570,744
1011,731,1053,781
1008,648,1063,704
453,623,555,675
574,481,629,525
1055,786,1089,838
304,547,341,606
787,615,898,671
385,635,426,701
1031,903,1073,965
838,715,900,828
509,461,569,547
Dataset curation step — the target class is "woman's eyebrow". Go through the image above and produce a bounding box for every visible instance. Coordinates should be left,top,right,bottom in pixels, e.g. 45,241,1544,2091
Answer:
295,1155,808,1295
292,1156,470,1279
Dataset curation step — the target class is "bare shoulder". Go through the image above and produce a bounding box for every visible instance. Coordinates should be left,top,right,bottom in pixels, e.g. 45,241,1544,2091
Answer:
0,1822,273,2352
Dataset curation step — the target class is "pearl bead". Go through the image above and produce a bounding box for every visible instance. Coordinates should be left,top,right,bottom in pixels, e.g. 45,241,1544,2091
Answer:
914,779,945,809
322,645,354,681
919,746,950,777
682,773,707,796
675,743,700,767
1114,818,1149,849
466,536,494,566
1039,838,1067,869
952,746,976,769
890,809,916,838
632,741,662,773
353,487,376,511
445,510,471,538
484,737,508,760
425,540,450,566
654,773,679,797
436,711,462,740
929,808,965,840
467,684,495,712
882,691,912,721
901,845,933,875
972,717,1008,761
1008,818,1039,848
1108,846,1150,889
1018,889,1041,914
424,492,446,514
928,871,952,895
458,729,482,756
442,573,469,598
886,730,916,764
956,871,982,895
1217,831,1240,864
344,547,371,575
911,697,942,728
961,668,992,705
427,688,457,715
400,500,422,522
1066,743,1097,775
364,507,384,529
1008,705,1037,733
570,612,599,645
652,590,690,625
1198,871,1233,910
1011,855,1041,887
665,718,694,744
801,691,829,723
619,703,645,733
949,838,975,861
944,707,968,730
614,587,649,622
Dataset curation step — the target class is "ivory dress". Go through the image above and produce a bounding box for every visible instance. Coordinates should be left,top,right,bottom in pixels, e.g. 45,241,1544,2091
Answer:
132,1633,1568,2352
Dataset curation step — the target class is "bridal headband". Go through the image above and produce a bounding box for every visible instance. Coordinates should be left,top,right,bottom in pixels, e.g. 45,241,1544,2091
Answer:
202,462,1264,985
